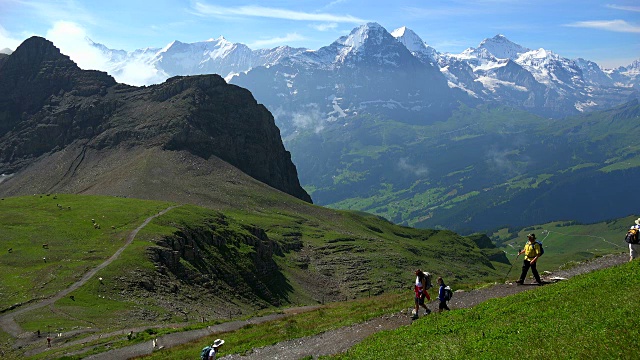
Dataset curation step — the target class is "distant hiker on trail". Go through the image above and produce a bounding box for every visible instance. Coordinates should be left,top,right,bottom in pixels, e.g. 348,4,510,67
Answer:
627,218,640,262
437,277,451,312
516,233,543,285
412,269,432,319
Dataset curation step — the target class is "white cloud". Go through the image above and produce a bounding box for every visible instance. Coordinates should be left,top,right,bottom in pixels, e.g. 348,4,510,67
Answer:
606,4,640,12
111,61,168,87
193,2,367,23
45,21,109,70
0,25,23,51
311,23,339,31
248,33,306,48
43,21,166,86
565,19,640,33
398,158,429,177
273,105,326,134
321,0,349,10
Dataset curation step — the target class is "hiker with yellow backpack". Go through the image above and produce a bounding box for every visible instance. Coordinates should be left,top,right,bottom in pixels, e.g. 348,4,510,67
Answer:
515,233,544,285
626,218,640,262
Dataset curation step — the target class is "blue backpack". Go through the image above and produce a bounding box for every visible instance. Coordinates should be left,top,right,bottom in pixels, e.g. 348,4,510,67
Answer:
535,241,544,256
201,346,212,360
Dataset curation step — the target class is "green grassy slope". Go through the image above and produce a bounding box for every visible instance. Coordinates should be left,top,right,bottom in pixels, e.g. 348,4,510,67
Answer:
0,194,172,310
1,194,630,359
328,260,640,359
0,194,508,359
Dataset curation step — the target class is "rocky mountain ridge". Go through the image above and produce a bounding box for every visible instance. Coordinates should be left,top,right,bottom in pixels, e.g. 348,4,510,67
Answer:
0,36,311,203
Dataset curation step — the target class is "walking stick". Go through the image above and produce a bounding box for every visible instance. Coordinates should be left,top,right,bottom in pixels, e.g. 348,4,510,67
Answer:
504,253,520,283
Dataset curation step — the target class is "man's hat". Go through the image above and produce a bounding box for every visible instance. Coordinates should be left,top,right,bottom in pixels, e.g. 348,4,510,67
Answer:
212,339,225,348
635,218,640,226
527,233,536,239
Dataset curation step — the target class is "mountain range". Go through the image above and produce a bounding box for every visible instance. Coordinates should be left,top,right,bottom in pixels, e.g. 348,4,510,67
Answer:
92,22,639,134
85,23,640,233
0,37,513,335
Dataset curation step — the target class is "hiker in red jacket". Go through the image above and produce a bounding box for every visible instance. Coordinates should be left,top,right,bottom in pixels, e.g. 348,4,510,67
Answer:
412,269,432,319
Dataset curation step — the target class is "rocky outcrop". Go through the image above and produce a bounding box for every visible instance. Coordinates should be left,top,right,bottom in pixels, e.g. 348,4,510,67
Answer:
0,36,311,203
146,215,285,306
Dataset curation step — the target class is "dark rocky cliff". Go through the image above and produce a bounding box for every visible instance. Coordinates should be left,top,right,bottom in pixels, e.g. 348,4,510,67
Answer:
0,36,311,203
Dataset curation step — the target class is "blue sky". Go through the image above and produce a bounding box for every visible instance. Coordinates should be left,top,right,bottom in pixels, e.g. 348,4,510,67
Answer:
1,0,639,69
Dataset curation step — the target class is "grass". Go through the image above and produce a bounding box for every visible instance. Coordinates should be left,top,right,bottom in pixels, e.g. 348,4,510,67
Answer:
0,194,512,359
0,194,172,310
325,260,640,359
1,194,633,359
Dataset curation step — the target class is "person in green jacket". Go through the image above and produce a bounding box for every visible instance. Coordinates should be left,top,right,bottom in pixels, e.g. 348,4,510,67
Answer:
515,233,543,285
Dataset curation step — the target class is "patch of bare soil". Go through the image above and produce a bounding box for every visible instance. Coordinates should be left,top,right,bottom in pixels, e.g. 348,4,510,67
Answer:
219,253,628,360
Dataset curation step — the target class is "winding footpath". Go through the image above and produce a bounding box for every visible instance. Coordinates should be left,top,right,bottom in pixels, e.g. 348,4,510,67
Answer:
0,206,179,342
219,253,629,360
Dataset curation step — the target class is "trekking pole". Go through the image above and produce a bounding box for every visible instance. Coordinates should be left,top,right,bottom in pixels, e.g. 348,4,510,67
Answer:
503,253,520,283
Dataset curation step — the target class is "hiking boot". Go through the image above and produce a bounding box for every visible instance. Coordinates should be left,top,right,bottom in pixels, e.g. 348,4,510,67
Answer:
424,309,431,316
411,314,418,320
515,280,524,285
536,281,544,286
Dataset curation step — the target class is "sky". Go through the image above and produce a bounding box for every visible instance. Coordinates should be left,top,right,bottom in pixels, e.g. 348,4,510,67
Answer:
0,0,639,71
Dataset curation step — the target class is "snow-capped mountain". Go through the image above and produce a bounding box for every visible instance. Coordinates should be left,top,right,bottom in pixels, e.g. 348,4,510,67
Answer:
475,34,530,60
89,36,306,82
155,37,253,77
90,23,639,127
391,26,439,65
229,22,465,135
402,32,639,116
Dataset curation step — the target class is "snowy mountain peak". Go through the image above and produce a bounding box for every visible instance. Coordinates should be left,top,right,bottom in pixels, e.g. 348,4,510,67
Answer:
391,26,426,53
477,34,530,60
337,22,385,48
391,26,438,63
627,59,640,71
518,48,557,63
161,40,182,53
313,21,420,68
391,26,408,37
207,35,230,44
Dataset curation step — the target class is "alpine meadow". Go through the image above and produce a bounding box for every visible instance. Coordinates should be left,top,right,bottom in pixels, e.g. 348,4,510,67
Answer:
1,5,640,360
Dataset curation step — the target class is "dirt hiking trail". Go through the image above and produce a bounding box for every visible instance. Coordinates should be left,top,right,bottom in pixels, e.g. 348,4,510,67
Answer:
81,253,629,360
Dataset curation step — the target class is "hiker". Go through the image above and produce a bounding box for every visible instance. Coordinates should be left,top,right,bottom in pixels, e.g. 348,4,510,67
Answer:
436,277,451,312
628,218,640,262
516,233,543,285
206,339,224,360
412,269,432,319
46,336,51,348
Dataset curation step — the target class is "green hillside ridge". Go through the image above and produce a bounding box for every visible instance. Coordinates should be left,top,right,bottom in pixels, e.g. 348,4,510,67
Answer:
328,260,640,359
0,194,508,358
1,195,629,359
